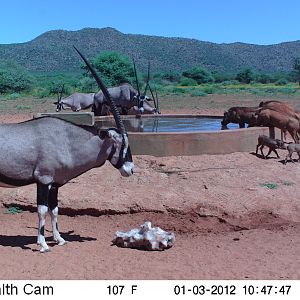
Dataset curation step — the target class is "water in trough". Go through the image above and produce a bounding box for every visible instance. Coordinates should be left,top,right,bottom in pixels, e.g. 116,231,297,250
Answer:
96,116,239,133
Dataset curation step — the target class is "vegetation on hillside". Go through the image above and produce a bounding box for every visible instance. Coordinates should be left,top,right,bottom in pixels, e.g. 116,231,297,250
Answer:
1,28,300,74
0,50,300,102
0,60,34,93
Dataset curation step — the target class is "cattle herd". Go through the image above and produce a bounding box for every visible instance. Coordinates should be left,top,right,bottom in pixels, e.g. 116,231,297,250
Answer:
221,100,300,164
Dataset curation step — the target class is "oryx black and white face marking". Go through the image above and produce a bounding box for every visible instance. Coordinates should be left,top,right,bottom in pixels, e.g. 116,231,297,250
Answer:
101,129,134,177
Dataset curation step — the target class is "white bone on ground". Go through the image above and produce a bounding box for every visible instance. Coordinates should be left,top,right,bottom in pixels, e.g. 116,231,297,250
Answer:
112,221,175,250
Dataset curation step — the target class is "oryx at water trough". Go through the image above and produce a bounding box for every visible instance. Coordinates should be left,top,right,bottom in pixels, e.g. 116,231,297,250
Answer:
91,59,159,116
55,61,159,116
55,92,95,112
0,47,134,253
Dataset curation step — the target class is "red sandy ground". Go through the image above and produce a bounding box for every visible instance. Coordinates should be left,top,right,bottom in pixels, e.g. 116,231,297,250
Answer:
0,112,299,280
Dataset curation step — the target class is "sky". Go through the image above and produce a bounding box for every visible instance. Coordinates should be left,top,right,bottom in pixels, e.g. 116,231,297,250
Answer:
1,0,300,45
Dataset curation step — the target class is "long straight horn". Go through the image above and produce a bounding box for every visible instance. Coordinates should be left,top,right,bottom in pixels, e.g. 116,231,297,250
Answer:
73,46,126,134
143,61,150,96
58,84,65,102
132,58,140,97
148,84,157,111
155,86,160,113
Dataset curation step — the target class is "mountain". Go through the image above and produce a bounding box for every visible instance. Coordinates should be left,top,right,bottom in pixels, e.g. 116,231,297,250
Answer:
0,27,300,74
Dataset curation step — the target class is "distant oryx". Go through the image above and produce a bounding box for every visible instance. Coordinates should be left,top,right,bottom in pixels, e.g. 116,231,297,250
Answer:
55,92,95,112
93,83,157,116
55,61,159,116
0,47,134,253
93,60,159,116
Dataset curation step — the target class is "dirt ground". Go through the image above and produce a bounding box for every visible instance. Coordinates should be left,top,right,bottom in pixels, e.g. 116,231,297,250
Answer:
0,102,299,280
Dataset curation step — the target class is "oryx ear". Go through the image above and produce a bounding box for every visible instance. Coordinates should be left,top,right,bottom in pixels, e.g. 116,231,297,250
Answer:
99,129,114,139
53,101,58,105
99,130,109,140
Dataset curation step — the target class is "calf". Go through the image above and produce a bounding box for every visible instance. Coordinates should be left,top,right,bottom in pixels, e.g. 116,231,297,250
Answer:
256,135,286,159
284,143,300,164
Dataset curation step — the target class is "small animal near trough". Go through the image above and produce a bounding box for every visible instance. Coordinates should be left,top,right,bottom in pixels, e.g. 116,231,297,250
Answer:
35,112,271,156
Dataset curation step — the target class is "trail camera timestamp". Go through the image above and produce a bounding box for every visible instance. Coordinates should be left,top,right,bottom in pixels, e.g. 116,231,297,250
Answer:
173,284,292,296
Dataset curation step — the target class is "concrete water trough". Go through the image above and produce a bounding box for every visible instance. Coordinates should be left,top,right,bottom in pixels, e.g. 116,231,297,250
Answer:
34,112,271,157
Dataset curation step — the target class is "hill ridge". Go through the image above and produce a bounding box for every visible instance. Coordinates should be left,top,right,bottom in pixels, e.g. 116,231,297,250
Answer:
0,27,299,73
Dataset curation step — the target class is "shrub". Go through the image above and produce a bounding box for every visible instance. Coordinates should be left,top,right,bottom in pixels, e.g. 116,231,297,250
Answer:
84,51,134,86
189,90,208,97
32,87,51,98
219,80,240,86
275,78,288,85
0,60,34,93
182,66,214,84
202,86,216,94
179,77,198,86
78,77,98,93
236,68,255,84
6,92,21,100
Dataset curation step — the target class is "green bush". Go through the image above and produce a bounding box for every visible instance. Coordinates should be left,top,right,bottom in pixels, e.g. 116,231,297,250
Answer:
84,51,134,87
189,89,208,97
78,77,98,93
219,80,240,86
0,60,34,93
6,92,21,100
276,87,296,94
202,86,216,94
182,66,214,84
213,72,236,83
236,68,255,84
32,87,51,98
275,78,288,85
164,86,186,94
179,77,198,86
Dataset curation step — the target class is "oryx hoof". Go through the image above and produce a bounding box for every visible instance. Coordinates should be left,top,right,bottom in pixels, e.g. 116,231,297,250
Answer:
40,247,50,253
54,237,67,246
57,240,67,246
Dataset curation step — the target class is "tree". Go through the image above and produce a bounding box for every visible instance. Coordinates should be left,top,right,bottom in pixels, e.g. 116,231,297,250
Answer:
236,68,255,84
182,66,214,84
293,57,300,85
0,60,34,93
83,51,134,87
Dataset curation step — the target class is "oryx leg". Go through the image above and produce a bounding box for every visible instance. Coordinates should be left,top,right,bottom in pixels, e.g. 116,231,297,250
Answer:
37,183,51,253
48,185,66,246
37,205,49,253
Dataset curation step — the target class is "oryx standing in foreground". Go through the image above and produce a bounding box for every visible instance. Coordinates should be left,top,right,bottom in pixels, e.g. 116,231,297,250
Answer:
0,47,134,253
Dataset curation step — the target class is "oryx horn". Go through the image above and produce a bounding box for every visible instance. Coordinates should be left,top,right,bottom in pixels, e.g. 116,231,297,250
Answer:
154,85,160,113
57,84,65,103
73,46,126,134
143,61,150,96
132,58,140,97
148,83,159,113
